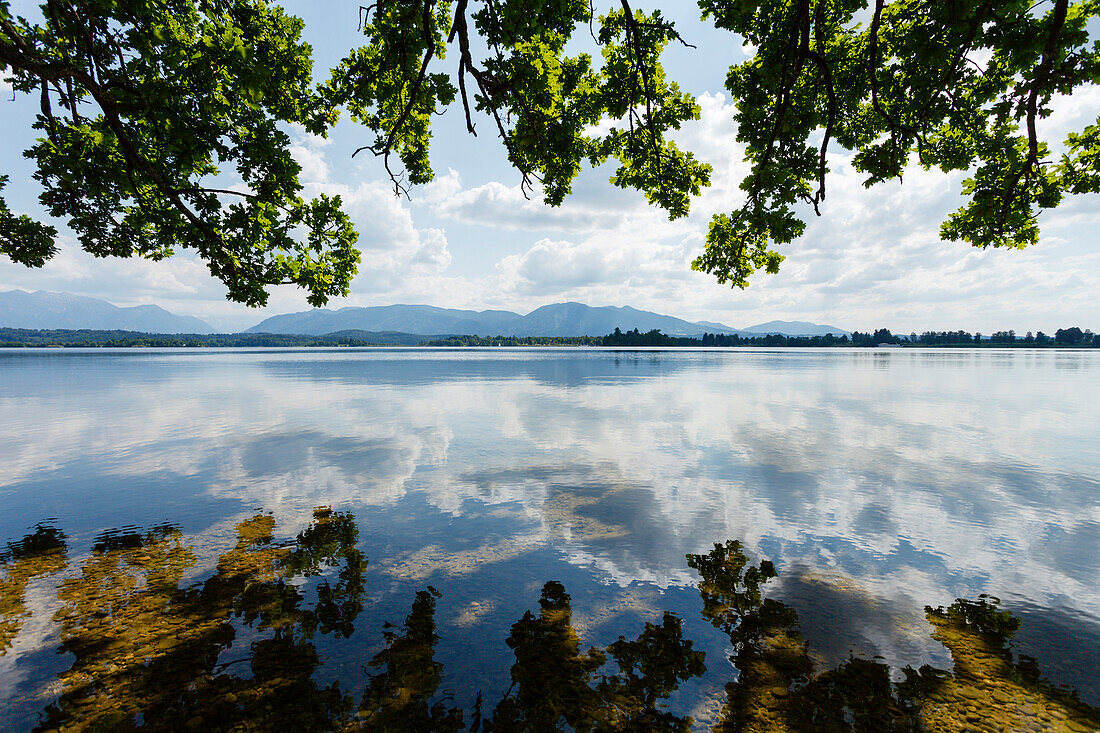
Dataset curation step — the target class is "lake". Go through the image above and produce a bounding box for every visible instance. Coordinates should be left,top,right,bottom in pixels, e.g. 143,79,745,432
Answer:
1,348,1098,731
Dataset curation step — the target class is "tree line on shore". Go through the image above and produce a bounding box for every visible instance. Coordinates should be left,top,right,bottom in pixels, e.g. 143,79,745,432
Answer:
1,326,1096,349
851,327,1095,347
598,327,1098,348
431,327,1097,348
0,328,421,348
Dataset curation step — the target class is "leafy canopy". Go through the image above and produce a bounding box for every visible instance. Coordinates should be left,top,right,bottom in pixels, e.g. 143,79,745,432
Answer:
0,0,363,306
695,0,1100,286
1,0,1098,304
322,0,712,213
0,0,710,305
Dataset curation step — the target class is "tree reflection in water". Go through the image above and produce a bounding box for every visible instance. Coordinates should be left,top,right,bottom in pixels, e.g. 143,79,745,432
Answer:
359,586,464,731
687,540,1100,733
483,580,705,732
0,517,1097,732
1,523,68,654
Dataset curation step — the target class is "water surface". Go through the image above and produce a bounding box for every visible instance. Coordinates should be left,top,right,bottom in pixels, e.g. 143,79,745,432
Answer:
1,348,1098,730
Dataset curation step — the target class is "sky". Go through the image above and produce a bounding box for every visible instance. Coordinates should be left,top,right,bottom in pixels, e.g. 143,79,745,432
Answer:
1,1,1097,333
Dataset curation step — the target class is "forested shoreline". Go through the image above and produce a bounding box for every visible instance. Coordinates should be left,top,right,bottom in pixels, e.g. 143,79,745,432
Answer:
593,327,1098,348
0,328,425,348
2,326,1096,349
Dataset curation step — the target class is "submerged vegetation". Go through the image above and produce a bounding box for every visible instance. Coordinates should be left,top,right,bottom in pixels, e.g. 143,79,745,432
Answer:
2,513,1097,732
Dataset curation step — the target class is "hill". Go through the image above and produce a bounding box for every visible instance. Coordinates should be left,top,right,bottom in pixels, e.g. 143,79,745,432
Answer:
0,290,214,333
0,290,850,338
247,302,744,337
739,320,850,337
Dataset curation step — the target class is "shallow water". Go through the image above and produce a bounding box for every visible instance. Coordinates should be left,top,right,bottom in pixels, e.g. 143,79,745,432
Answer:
1,347,1098,731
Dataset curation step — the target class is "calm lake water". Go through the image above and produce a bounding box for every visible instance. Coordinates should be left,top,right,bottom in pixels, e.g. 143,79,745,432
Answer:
1,347,1098,731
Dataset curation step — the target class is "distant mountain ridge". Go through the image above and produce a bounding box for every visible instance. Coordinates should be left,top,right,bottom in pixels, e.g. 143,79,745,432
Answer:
0,290,214,334
247,302,850,338
0,290,850,338
739,320,850,337
246,302,740,338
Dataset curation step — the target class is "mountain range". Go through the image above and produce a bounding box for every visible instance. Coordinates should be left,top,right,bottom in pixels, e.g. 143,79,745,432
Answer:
0,290,851,337
738,320,852,337
250,302,735,337
0,290,214,333
247,303,849,337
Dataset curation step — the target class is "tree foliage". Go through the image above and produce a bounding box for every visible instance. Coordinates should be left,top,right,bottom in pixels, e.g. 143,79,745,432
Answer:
694,0,1100,287
323,0,711,213
2,0,1098,304
0,0,358,306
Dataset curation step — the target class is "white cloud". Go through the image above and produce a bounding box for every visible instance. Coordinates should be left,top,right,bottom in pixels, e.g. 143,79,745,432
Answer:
495,237,635,295
0,237,210,301
422,169,634,234
288,125,333,183
274,129,456,302
409,227,452,270
1036,85,1100,155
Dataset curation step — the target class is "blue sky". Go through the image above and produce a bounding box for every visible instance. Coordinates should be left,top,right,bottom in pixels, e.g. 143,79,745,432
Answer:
1,1,1097,333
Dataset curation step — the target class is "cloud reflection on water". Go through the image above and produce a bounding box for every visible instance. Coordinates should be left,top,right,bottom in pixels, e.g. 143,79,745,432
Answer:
0,348,1098,707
